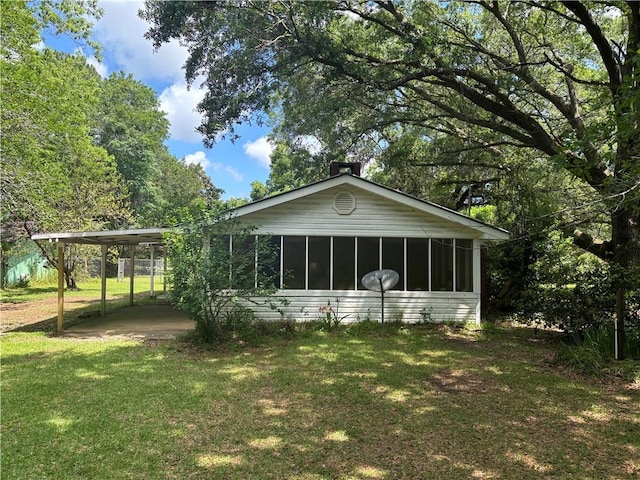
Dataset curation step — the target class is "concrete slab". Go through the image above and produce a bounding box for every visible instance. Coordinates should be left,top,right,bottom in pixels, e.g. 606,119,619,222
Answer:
63,305,195,340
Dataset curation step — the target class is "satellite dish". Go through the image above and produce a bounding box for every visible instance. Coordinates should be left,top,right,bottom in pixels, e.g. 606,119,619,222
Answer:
361,269,399,323
362,269,399,292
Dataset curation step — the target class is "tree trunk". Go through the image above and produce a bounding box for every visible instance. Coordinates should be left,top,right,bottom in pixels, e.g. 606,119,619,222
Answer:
64,267,77,290
610,206,640,360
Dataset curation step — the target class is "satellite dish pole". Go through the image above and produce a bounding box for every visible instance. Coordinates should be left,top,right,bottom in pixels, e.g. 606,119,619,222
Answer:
362,269,400,324
378,276,385,324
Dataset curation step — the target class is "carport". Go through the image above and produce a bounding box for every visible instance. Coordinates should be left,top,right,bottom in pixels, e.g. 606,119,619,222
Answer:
31,228,171,332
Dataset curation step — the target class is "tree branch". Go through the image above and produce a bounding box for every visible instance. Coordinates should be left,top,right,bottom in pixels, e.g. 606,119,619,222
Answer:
570,228,614,260
621,1,640,79
562,1,622,95
543,52,609,87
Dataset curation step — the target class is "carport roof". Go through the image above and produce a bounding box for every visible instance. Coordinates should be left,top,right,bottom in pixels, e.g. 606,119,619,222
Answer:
31,228,172,246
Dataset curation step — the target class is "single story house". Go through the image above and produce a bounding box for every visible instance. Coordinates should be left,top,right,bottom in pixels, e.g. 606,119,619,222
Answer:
223,163,509,324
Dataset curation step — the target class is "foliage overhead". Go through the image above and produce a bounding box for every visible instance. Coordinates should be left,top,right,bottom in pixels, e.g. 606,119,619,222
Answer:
1,0,220,287
143,1,639,353
142,0,639,252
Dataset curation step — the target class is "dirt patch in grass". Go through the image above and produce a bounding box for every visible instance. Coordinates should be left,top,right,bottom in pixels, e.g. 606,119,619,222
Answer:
1,278,165,333
1,295,100,332
0,292,161,333
426,368,500,394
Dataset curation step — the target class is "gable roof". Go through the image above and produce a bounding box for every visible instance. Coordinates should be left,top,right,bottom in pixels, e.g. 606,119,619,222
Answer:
228,174,510,241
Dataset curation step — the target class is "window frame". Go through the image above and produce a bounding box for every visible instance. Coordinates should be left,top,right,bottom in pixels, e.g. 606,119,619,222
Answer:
233,235,476,293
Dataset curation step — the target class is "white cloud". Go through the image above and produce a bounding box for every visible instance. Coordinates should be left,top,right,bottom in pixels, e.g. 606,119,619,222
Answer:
93,0,187,82
86,55,108,78
183,151,211,170
224,166,244,182
209,162,244,182
159,81,205,142
243,137,274,168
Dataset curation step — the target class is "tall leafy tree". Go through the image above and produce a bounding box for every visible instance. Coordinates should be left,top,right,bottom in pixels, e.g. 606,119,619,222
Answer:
94,72,169,222
1,1,222,288
147,152,222,227
1,1,130,288
94,73,223,226
142,0,639,356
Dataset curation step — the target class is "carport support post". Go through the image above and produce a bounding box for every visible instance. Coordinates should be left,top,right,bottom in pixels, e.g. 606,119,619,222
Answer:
130,245,135,306
57,242,65,332
474,239,482,325
163,248,167,294
101,244,108,316
149,245,155,298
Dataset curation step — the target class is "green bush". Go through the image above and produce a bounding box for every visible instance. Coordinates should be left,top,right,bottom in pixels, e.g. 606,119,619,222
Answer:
555,325,640,375
166,210,283,344
517,275,615,333
514,232,640,354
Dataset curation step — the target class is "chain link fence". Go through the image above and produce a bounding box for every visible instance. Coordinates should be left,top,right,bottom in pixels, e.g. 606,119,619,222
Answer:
117,258,165,281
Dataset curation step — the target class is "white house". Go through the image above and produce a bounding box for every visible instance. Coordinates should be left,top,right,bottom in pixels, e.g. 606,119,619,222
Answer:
224,164,509,324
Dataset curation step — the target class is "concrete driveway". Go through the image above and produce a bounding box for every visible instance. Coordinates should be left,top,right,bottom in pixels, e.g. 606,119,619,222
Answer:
63,304,195,340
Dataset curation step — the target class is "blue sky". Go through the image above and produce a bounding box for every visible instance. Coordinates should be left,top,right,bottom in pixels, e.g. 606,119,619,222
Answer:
44,0,273,200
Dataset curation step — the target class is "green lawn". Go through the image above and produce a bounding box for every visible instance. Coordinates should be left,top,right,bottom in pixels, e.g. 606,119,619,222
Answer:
0,276,166,304
1,325,638,479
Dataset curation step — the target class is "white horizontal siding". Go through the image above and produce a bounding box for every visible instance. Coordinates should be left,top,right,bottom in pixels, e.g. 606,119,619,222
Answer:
236,186,479,238
223,183,484,324
232,290,479,324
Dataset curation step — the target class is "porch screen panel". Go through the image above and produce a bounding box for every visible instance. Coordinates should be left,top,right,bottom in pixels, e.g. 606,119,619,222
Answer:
258,235,281,289
216,235,232,287
282,236,305,289
455,239,473,292
431,238,454,291
231,234,255,289
333,237,355,290
308,236,330,289
357,237,380,289
407,238,429,291
382,237,404,290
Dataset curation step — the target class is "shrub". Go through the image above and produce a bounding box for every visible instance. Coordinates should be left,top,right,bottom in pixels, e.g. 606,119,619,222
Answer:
554,325,640,375
516,232,636,328
517,275,615,333
555,341,604,376
166,210,284,344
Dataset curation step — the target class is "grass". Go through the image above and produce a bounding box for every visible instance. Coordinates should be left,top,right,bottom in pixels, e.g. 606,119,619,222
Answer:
0,276,167,304
2,324,639,479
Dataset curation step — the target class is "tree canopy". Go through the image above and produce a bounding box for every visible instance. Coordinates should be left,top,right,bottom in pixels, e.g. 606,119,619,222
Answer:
1,0,221,287
143,0,639,355
94,72,168,221
1,1,129,286
142,0,638,252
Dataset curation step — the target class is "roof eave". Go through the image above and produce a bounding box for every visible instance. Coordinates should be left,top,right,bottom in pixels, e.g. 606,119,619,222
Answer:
31,228,173,246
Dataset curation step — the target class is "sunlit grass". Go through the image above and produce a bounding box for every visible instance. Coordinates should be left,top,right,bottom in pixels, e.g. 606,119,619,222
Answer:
2,326,638,479
0,276,166,303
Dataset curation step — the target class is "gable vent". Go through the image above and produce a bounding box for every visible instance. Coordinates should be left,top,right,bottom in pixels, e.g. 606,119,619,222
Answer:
333,191,356,215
